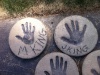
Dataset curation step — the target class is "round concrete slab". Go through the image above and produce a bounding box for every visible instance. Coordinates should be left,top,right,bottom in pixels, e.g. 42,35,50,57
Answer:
82,50,100,75
54,15,98,56
9,18,47,59
35,52,79,75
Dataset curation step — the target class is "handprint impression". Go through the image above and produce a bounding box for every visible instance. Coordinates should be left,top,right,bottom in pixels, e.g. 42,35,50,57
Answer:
91,56,100,75
16,22,35,44
44,56,67,75
61,20,87,45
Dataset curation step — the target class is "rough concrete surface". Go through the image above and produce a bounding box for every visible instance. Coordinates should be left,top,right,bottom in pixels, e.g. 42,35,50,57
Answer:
82,50,100,75
0,11,100,75
54,15,98,56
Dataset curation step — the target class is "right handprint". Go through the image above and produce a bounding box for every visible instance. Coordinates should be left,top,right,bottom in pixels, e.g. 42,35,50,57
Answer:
91,56,100,75
16,22,35,45
61,20,87,45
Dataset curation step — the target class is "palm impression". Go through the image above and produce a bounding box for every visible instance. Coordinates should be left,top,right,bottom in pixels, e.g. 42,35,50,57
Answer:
35,53,79,75
44,56,67,75
16,22,35,45
54,15,98,56
9,18,47,59
61,20,87,45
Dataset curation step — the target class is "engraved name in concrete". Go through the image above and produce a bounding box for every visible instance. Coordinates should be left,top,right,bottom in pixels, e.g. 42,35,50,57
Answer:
9,18,47,59
54,15,98,56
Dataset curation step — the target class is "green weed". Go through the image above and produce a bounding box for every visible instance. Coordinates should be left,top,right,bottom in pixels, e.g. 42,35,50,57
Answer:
1,0,35,14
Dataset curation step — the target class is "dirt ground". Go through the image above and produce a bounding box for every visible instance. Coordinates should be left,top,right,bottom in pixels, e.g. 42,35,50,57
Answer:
0,1,100,20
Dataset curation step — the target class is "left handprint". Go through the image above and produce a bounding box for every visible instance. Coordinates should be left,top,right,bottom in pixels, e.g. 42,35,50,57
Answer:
44,56,67,75
16,22,35,44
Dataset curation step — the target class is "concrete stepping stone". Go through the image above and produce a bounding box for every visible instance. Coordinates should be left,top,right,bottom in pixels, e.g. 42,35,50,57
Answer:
35,52,79,75
54,15,98,56
82,50,100,75
9,18,47,59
